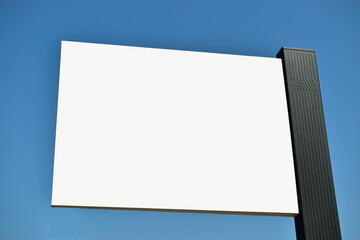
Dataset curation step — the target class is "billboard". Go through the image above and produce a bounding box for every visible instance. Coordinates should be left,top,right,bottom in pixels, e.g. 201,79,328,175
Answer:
52,41,298,216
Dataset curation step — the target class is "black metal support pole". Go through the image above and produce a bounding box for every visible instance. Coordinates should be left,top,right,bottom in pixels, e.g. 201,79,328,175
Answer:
277,47,341,240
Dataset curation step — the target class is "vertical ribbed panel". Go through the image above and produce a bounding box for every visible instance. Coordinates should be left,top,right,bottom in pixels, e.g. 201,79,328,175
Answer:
277,48,341,240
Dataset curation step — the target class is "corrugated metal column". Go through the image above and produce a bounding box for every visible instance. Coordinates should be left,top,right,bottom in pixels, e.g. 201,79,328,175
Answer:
276,47,341,240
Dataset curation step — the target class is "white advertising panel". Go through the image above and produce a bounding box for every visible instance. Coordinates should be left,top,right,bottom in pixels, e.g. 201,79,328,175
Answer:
52,41,298,216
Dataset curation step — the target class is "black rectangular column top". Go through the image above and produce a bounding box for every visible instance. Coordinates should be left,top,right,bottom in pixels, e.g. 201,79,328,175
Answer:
277,47,342,240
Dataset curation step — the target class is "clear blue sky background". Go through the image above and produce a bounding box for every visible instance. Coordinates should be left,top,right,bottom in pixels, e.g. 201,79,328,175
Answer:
0,0,359,239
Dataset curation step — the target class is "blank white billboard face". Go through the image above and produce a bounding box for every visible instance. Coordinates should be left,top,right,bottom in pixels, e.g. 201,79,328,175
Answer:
52,41,298,216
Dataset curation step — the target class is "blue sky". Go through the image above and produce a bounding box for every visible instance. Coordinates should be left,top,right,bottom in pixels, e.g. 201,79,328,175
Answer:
0,0,359,239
